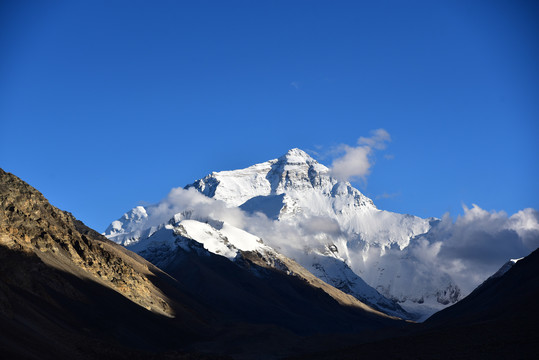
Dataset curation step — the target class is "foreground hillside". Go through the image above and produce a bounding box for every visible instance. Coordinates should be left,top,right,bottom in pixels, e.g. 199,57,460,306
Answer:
0,168,214,359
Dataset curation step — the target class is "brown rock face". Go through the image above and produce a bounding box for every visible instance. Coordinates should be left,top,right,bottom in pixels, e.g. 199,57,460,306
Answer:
0,168,172,317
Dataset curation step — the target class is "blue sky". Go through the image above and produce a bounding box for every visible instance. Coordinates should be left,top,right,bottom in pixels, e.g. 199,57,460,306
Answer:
1,0,538,231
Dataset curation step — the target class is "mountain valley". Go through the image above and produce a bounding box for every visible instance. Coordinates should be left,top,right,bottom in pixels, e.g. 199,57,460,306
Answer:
1,148,538,359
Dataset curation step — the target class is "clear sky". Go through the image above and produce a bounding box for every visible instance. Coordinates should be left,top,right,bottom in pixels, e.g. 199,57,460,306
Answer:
1,0,538,232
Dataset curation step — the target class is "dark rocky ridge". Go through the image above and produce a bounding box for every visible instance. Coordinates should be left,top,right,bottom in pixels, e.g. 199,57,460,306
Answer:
287,246,539,359
426,246,539,327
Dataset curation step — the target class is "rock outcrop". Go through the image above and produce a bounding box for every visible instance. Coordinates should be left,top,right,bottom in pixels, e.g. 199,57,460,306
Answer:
0,168,173,316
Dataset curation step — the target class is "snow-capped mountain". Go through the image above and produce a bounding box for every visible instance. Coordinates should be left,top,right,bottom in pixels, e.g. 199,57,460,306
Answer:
185,149,459,314
186,149,430,249
187,148,375,219
105,148,462,319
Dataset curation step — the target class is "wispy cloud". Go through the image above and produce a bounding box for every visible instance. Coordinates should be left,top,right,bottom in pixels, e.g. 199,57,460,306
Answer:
330,129,391,182
290,81,300,89
375,192,400,200
137,186,344,256
305,148,321,158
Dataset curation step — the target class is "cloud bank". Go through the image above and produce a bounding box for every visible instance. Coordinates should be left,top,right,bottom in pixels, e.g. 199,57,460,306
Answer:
138,187,345,259
130,187,539,301
330,128,391,182
408,205,539,294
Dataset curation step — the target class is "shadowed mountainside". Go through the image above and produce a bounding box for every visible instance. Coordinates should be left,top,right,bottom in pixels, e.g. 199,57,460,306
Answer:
0,168,222,359
287,246,539,359
425,247,539,327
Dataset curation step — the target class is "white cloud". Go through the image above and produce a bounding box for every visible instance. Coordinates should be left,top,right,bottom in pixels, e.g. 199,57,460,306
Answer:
299,216,342,236
143,187,248,230
358,128,391,149
410,205,539,294
375,192,400,200
290,81,300,89
136,186,345,263
330,129,391,182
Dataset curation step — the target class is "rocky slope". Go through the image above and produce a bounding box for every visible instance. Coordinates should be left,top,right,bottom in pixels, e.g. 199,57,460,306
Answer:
0,168,223,359
0,168,174,316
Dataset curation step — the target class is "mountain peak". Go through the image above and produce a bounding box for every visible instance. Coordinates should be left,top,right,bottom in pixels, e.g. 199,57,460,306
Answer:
278,148,317,165
283,148,311,158
270,148,327,176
